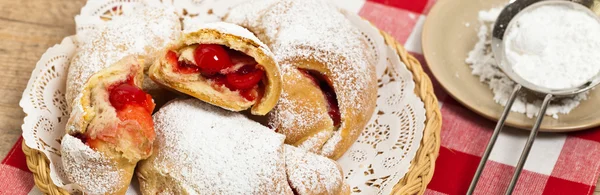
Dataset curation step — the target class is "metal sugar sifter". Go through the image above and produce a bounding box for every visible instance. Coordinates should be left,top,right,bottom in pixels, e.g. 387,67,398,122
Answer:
467,0,600,194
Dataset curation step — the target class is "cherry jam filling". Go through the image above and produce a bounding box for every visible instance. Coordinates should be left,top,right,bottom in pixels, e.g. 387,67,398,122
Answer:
108,76,155,113
74,75,156,151
193,44,232,76
110,77,155,149
167,44,265,101
300,70,341,127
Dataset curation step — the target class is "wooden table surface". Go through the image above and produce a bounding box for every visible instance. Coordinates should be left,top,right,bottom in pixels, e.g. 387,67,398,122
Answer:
1,0,600,194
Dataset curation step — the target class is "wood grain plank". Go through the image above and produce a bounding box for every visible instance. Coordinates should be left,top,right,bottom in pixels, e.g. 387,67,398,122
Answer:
0,0,82,159
0,0,85,27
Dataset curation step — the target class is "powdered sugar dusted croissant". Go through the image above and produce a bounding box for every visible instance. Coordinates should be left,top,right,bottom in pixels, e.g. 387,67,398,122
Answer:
137,99,348,195
149,22,282,115
62,56,155,194
225,0,377,159
61,5,180,194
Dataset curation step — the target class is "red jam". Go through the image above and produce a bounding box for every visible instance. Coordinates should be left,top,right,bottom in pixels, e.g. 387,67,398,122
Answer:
167,44,265,101
168,51,200,74
226,65,265,90
323,86,341,127
109,84,153,112
240,89,259,102
300,70,341,127
107,76,155,112
77,75,156,153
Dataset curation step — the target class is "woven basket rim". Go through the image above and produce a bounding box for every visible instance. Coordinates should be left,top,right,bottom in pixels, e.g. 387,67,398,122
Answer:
21,31,442,195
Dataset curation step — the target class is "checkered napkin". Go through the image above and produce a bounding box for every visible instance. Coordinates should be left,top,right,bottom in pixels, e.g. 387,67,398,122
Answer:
4,0,600,194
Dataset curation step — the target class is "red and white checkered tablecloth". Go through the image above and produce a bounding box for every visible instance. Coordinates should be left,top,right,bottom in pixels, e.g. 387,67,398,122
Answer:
4,0,600,194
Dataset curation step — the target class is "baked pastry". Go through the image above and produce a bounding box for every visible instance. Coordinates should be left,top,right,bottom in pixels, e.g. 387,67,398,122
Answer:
285,145,351,195
148,22,281,115
62,56,155,195
137,99,349,195
66,4,181,108
61,5,180,194
225,0,378,159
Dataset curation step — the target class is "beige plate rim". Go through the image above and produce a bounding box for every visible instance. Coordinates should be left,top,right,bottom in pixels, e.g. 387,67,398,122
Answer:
422,0,600,132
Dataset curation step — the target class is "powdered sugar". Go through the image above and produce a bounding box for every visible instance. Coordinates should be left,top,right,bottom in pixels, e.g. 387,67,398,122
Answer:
66,4,181,107
268,64,332,134
297,130,333,153
467,7,589,118
321,131,342,157
186,22,268,49
284,145,344,194
504,4,600,90
61,134,123,194
142,99,292,194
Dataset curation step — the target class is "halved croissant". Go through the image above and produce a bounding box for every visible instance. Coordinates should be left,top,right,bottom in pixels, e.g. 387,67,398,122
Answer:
149,22,282,115
62,56,155,195
61,5,180,193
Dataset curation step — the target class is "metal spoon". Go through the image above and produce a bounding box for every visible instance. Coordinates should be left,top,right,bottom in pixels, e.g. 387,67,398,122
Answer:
467,1,600,194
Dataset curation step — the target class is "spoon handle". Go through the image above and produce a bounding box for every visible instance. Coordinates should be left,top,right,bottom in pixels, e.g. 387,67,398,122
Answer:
467,85,522,195
505,93,553,195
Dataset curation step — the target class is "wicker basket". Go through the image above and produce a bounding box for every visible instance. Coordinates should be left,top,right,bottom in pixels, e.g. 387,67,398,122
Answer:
22,31,442,195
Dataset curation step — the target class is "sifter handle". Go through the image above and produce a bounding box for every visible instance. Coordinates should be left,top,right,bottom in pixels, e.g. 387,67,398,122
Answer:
468,85,522,195
505,93,553,195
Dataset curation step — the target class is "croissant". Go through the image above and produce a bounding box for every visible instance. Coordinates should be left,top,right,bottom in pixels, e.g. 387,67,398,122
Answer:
61,5,180,194
149,22,282,115
62,56,154,194
224,0,378,159
137,99,349,195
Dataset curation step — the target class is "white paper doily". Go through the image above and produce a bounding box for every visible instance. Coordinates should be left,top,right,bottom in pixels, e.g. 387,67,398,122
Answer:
20,1,426,194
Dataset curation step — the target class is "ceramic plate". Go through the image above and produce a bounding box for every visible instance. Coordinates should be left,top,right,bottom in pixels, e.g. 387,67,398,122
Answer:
423,0,600,132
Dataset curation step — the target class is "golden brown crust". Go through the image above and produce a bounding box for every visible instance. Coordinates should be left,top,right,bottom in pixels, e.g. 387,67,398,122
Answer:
268,66,335,153
149,22,281,115
274,56,377,160
322,49,378,160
